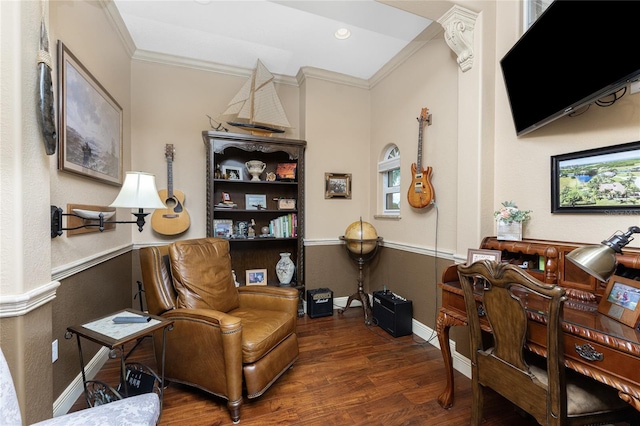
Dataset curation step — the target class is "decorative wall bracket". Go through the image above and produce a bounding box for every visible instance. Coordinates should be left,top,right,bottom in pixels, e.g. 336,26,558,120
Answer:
437,5,478,72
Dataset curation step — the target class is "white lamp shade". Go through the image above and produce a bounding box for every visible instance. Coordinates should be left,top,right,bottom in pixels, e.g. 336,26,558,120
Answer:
109,172,166,209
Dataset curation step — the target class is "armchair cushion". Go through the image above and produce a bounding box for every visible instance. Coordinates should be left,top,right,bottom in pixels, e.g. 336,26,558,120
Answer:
170,238,239,312
229,308,297,363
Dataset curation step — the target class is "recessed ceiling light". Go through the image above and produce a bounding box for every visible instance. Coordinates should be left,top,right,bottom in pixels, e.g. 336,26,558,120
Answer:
335,28,351,40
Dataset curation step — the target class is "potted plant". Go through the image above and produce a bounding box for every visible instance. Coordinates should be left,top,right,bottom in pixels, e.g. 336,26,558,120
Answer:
494,201,531,241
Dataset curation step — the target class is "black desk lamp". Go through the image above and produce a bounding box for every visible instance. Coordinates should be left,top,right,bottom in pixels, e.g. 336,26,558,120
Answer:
566,226,640,282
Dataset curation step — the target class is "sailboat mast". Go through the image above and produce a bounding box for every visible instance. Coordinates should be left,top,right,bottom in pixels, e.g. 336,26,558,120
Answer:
249,67,256,123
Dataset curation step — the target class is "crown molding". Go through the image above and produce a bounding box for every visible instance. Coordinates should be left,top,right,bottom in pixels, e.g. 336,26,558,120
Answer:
132,49,300,87
296,67,370,89
100,0,136,58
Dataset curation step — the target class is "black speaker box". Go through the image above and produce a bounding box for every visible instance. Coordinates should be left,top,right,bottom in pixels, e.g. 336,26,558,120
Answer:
306,288,333,318
372,290,413,337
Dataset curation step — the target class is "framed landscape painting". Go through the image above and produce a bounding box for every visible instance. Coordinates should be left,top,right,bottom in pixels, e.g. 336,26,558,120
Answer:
57,41,123,186
551,141,640,213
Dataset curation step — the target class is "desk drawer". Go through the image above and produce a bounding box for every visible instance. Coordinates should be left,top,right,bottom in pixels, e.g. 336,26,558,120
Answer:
528,321,640,385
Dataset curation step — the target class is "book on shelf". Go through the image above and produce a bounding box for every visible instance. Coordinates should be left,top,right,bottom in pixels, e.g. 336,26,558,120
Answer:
269,213,297,238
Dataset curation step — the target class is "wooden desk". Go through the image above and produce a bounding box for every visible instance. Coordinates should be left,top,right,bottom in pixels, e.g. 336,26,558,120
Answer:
437,267,640,411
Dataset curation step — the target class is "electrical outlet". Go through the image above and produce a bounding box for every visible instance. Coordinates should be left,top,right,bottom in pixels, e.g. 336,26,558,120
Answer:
52,340,58,363
630,80,640,95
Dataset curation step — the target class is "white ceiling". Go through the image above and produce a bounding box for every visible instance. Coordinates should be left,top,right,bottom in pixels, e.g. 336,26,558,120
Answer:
112,0,434,80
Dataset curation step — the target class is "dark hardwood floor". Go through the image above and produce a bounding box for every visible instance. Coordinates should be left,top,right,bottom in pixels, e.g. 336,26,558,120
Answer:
70,307,539,425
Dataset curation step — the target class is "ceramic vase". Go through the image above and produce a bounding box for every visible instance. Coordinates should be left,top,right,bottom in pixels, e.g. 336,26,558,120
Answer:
276,252,295,285
245,160,266,181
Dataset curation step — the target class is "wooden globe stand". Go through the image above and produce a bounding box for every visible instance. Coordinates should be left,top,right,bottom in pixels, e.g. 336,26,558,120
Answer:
338,236,383,324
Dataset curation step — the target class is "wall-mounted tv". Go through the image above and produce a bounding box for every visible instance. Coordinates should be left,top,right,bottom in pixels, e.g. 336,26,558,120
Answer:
500,1,640,136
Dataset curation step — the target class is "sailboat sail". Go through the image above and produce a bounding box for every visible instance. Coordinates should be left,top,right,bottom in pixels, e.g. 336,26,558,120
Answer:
224,59,291,131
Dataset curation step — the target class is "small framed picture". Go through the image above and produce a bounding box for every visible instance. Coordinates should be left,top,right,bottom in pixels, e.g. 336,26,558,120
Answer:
222,165,243,180
276,163,297,181
325,173,351,199
213,219,233,238
245,194,267,210
598,274,640,328
466,249,502,265
246,269,267,286
278,198,296,210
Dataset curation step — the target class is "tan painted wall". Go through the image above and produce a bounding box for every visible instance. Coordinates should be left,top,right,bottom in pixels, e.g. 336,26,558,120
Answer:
370,35,458,250
299,77,371,237
49,0,134,268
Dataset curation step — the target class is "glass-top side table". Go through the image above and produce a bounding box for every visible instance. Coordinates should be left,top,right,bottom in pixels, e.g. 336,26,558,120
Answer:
65,308,174,411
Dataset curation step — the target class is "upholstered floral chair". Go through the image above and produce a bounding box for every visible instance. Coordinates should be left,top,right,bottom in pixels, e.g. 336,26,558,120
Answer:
0,348,160,426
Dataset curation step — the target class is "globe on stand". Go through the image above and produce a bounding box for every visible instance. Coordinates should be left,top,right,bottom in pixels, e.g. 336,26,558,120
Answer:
339,218,383,324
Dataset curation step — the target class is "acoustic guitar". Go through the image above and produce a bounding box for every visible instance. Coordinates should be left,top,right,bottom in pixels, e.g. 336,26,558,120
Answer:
407,107,435,208
151,144,190,235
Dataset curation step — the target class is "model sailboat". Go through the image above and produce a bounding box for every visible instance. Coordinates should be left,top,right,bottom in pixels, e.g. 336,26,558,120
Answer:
224,59,291,136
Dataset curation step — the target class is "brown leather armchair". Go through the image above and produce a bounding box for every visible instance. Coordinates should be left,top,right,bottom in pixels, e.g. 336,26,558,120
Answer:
139,237,299,424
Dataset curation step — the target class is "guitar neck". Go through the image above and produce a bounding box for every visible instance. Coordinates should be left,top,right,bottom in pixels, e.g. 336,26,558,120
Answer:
416,123,424,170
167,158,174,198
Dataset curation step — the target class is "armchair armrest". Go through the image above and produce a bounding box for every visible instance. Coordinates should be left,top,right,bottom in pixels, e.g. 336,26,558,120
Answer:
157,308,243,403
237,286,299,317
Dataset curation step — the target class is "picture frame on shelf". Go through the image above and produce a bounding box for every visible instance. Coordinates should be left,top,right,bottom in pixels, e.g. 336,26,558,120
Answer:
213,219,233,238
277,198,296,210
222,165,243,181
246,269,267,286
245,194,267,210
598,274,640,329
276,163,297,181
466,249,502,265
551,140,640,214
324,173,351,199
58,41,123,186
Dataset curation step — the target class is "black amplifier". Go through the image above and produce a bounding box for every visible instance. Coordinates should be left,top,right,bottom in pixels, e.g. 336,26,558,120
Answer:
372,290,412,337
306,288,333,318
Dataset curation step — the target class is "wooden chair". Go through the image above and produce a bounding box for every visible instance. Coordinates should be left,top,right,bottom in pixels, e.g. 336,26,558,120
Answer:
457,260,639,425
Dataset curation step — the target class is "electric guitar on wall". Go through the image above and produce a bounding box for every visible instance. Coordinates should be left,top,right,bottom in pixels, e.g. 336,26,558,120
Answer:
407,107,435,209
151,144,191,235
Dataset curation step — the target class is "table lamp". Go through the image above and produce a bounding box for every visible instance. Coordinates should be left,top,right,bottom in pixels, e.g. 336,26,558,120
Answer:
566,226,640,282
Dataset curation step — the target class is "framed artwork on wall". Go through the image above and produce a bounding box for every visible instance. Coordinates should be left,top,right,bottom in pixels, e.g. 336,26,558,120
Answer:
551,141,640,214
325,173,352,199
57,41,123,186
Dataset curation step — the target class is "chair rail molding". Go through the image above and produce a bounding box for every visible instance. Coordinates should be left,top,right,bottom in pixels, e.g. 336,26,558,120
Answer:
0,281,60,318
437,5,478,72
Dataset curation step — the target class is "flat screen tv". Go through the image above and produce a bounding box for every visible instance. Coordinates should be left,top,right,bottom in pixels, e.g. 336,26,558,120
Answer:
500,1,640,136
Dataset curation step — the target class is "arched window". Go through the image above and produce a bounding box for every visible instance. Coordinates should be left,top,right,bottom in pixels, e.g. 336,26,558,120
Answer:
378,145,400,215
